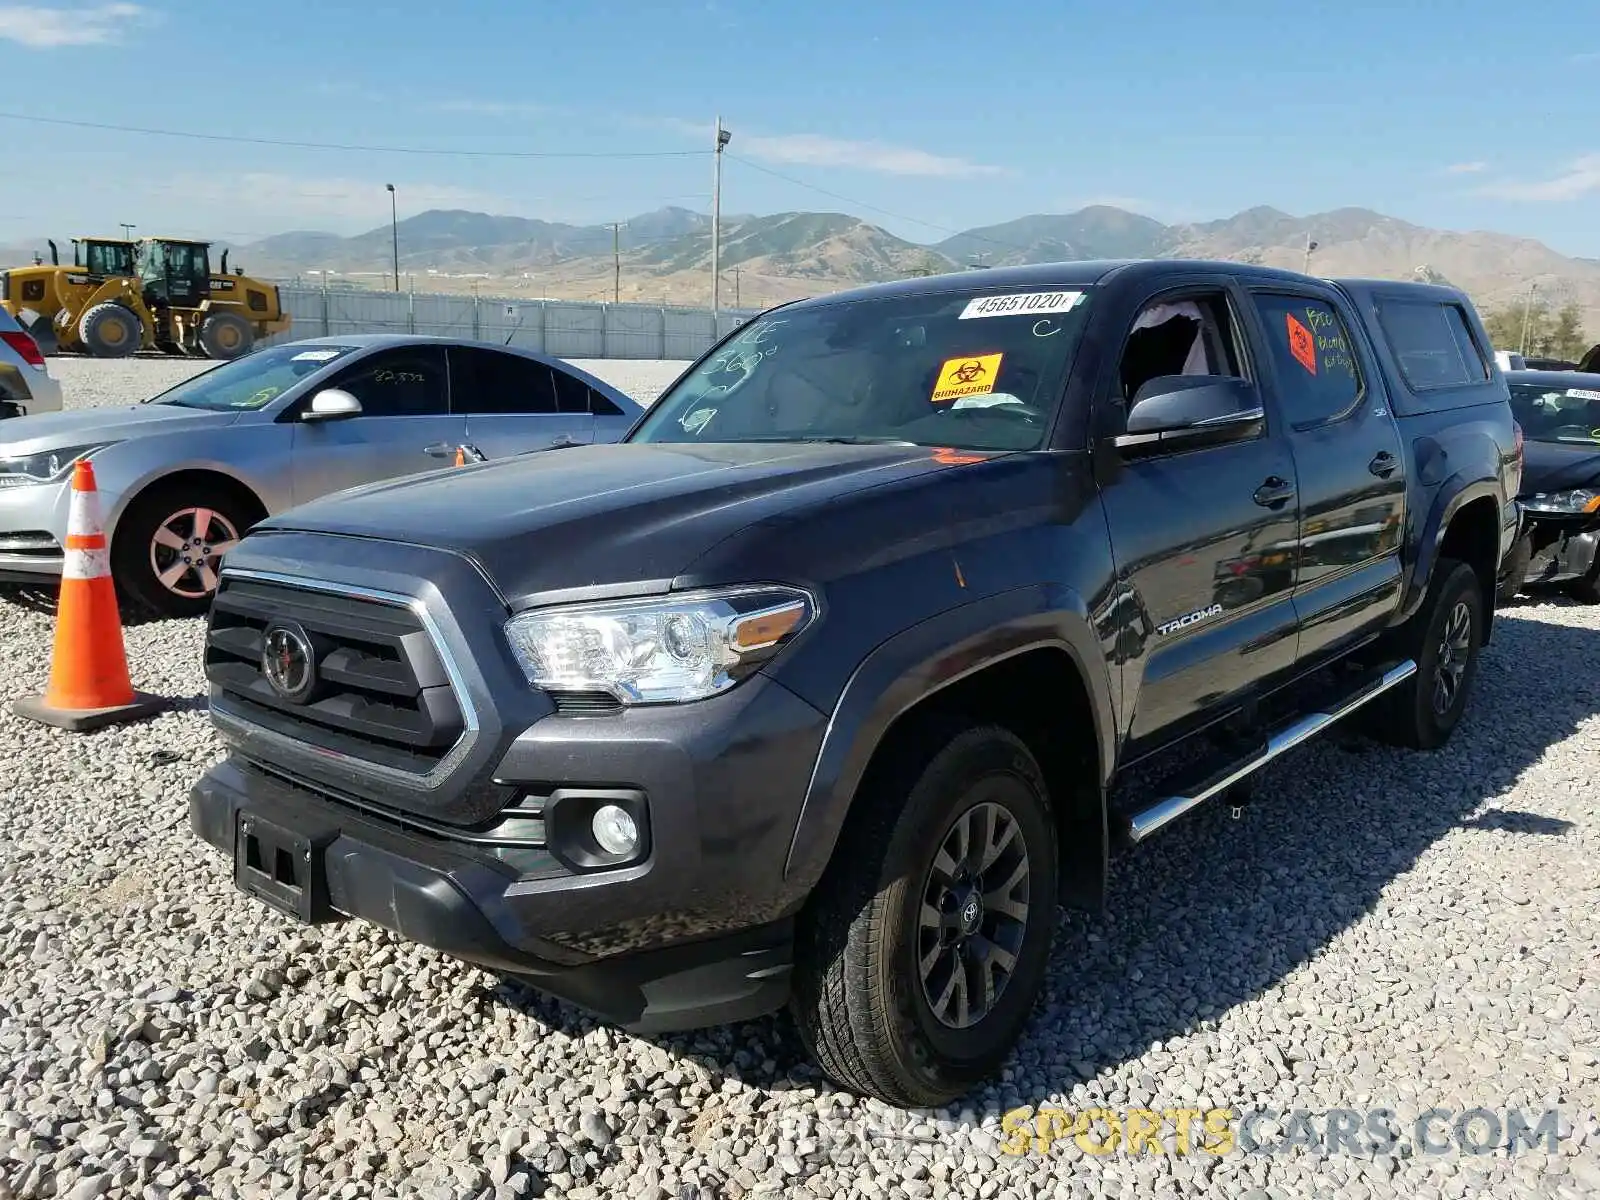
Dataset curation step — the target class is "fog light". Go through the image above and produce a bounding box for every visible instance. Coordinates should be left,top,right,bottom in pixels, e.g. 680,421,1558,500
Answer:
592,804,639,856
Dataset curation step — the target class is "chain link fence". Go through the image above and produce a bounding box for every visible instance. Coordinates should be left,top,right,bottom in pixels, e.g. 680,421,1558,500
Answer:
264,284,761,360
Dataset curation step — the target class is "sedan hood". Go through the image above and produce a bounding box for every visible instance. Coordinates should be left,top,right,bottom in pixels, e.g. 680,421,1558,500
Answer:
1520,439,1600,495
258,441,982,598
0,403,238,454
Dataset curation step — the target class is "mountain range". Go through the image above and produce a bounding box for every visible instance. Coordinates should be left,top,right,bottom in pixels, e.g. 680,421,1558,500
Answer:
6,203,1599,332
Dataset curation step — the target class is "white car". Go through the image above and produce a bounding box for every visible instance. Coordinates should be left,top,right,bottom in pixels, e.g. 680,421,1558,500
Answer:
0,306,63,419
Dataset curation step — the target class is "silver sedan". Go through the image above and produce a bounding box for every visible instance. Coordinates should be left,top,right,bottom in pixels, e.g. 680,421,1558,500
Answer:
0,335,644,616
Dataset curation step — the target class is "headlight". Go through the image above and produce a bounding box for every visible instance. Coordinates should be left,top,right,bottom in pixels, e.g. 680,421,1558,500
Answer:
504,585,816,705
0,443,112,488
1522,488,1600,515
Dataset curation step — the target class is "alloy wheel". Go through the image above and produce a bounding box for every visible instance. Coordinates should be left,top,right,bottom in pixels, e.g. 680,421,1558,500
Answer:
1432,599,1473,717
917,800,1031,1030
148,506,240,600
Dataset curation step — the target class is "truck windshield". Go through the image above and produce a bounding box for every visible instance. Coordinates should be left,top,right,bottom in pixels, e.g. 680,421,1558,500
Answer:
1509,382,1600,445
146,344,358,411
630,287,1094,452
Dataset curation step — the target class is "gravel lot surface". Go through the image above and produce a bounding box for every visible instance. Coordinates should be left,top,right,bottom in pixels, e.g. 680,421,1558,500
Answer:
2,358,1598,1199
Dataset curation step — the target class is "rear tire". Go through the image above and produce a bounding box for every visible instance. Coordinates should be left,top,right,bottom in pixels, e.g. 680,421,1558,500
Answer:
790,723,1059,1107
199,312,253,360
1366,559,1484,750
78,302,140,358
111,482,255,619
18,310,57,356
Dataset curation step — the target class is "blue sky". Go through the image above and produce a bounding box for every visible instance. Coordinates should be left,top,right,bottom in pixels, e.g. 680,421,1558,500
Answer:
2,0,1598,254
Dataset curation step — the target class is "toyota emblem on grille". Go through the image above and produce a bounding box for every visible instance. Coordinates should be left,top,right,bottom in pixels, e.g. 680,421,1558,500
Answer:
261,621,316,704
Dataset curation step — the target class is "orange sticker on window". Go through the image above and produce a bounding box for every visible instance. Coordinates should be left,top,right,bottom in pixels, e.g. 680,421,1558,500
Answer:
932,353,1003,402
1286,313,1317,375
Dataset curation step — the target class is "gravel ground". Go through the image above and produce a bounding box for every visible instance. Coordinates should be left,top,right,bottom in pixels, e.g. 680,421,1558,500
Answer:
2,358,1598,1200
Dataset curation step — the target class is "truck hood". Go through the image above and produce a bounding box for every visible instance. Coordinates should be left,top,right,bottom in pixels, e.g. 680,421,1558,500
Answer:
0,402,238,454
257,441,989,598
1521,439,1600,495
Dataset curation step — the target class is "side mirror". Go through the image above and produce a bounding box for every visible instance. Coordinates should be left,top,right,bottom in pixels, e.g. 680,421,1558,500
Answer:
1115,375,1263,452
302,388,362,422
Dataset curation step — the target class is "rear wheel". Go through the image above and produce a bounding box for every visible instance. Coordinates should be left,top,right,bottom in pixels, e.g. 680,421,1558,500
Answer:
1367,559,1484,750
78,302,140,358
18,310,57,356
790,723,1059,1107
199,312,253,360
112,483,254,618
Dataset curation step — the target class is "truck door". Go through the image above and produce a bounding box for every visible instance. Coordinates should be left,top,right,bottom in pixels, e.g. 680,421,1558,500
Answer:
1242,287,1406,666
1098,280,1302,752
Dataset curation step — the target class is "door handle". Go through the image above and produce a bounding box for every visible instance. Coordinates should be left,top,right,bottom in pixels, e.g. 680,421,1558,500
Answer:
1368,450,1398,477
423,442,454,458
1253,476,1296,507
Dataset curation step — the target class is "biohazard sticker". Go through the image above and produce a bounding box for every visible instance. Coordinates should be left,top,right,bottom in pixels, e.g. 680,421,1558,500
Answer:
1286,313,1317,375
932,353,1003,402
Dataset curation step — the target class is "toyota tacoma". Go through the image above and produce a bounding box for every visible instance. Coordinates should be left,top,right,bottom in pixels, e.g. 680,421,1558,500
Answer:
189,261,1521,1106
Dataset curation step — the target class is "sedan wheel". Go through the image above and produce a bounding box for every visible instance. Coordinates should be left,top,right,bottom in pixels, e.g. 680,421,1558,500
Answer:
148,506,241,602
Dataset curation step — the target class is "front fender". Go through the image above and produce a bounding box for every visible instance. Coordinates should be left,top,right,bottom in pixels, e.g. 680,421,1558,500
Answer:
96,434,294,541
780,582,1115,892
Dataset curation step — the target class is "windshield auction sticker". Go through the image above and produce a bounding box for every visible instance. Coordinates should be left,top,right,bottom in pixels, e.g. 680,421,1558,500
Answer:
959,291,1083,320
932,353,1003,402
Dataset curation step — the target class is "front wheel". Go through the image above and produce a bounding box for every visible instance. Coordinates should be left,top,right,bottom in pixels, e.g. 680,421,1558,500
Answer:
112,485,252,618
1367,558,1484,750
199,311,253,360
790,724,1059,1107
1567,556,1600,604
78,302,141,358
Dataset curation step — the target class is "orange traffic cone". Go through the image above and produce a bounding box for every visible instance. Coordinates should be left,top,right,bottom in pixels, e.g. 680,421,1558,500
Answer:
13,461,165,732
453,446,466,467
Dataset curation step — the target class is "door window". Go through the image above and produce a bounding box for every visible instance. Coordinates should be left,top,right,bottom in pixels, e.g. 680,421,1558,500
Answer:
1251,292,1365,427
325,345,449,417
449,346,558,414
1119,292,1241,402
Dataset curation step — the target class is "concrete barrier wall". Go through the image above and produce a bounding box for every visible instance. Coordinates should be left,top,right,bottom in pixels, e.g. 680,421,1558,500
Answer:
266,284,761,359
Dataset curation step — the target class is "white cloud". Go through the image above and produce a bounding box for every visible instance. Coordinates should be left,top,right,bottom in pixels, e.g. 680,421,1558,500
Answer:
433,98,550,118
738,132,1005,179
1477,154,1600,202
143,172,516,233
1445,161,1488,174
0,2,144,46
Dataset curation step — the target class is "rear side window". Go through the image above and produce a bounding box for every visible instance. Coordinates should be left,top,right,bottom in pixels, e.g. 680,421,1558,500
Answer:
1251,292,1364,426
1377,300,1490,390
450,346,558,414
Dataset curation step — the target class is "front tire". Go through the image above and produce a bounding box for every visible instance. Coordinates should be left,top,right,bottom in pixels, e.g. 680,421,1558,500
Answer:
78,302,140,358
790,723,1059,1107
1368,559,1484,750
1567,557,1600,604
112,484,252,618
199,311,253,360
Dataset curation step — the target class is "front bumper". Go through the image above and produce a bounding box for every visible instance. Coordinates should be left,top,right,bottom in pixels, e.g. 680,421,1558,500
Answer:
1520,510,1600,585
0,478,70,582
191,752,803,1033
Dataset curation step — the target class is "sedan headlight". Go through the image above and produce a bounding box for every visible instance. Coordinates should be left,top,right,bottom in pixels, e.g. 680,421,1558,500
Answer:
0,443,113,488
1522,488,1600,515
504,586,816,705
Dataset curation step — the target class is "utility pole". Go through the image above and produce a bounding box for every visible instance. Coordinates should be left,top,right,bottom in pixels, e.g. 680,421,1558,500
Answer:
386,184,400,291
712,116,731,319
611,222,623,304
1302,235,1318,274
733,265,740,308
1519,282,1539,355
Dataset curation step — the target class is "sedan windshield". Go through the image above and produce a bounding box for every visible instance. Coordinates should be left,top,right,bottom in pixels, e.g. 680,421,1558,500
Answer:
148,344,359,411
1509,382,1600,445
629,287,1094,452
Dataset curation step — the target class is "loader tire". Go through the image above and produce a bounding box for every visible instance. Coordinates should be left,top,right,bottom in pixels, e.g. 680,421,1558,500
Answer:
199,312,253,360
18,310,57,356
78,303,140,358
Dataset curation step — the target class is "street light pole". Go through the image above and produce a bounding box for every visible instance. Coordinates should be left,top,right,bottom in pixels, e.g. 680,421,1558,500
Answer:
1302,235,1318,274
386,184,400,291
712,117,731,320
1520,282,1539,356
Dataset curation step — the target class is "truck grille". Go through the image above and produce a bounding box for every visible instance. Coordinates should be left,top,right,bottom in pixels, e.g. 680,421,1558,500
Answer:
205,575,468,776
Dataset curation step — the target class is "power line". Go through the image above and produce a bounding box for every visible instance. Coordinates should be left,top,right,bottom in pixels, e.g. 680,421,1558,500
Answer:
0,111,704,160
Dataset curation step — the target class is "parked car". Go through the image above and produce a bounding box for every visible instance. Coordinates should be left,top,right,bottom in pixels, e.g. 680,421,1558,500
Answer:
189,262,1518,1106
0,306,63,419
0,335,643,616
1498,368,1600,601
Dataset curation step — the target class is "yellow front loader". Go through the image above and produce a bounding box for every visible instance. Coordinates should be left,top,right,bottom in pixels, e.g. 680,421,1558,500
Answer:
0,236,291,359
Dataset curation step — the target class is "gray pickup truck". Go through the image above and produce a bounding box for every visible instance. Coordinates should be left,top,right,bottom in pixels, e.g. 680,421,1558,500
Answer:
190,260,1521,1105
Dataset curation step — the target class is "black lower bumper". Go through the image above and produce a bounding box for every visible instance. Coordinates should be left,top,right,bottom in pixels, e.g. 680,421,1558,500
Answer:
1520,515,1600,586
189,758,795,1033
